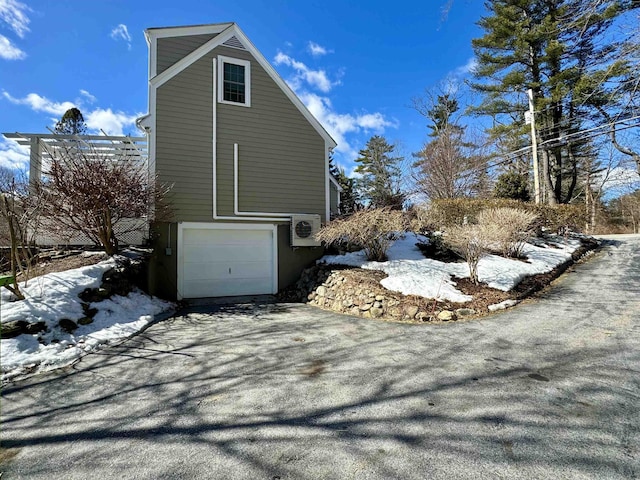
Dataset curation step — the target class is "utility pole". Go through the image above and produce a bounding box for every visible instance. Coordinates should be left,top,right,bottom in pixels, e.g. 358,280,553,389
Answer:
527,89,541,204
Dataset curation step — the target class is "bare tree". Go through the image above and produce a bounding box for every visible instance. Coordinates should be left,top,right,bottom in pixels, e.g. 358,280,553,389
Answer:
0,168,45,299
41,143,171,255
412,88,489,200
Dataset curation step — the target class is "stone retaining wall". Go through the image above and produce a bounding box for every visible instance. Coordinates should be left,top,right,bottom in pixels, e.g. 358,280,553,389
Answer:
293,265,475,322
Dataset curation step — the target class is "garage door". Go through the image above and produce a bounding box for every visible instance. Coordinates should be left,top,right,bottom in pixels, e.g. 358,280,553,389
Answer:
179,224,277,298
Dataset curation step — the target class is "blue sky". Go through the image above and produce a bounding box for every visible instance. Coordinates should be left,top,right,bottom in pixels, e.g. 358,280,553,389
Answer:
0,0,487,173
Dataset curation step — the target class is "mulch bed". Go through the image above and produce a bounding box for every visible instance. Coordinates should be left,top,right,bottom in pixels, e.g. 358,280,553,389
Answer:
284,235,601,323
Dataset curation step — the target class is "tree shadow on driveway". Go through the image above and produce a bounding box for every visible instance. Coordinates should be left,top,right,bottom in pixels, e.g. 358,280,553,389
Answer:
1,298,639,479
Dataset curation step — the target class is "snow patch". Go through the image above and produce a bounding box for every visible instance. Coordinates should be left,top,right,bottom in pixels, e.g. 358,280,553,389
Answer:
1,259,174,382
319,233,581,303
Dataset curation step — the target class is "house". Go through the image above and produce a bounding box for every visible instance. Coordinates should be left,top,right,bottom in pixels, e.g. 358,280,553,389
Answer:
140,23,338,300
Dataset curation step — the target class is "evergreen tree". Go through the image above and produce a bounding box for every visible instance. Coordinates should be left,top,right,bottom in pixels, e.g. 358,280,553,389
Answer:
412,93,489,200
354,135,405,209
494,171,531,201
55,108,87,135
329,155,359,215
471,0,635,204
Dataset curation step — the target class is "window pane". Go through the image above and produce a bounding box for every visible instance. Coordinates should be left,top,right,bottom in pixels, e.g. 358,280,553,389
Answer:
223,62,246,104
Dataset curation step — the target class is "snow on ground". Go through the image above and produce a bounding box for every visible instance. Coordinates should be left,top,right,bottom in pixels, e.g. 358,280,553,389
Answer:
319,233,583,303
1,258,174,383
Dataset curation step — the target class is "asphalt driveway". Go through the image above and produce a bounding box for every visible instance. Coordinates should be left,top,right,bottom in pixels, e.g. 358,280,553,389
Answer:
1,235,639,479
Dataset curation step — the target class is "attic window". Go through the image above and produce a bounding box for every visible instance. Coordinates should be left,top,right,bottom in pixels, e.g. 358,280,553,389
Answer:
217,55,251,107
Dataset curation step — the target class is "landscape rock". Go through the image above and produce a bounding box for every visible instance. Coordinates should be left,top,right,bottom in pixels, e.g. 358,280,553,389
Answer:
25,321,47,334
1,320,28,339
288,265,433,323
58,319,78,333
77,317,94,326
455,308,476,317
488,299,520,312
405,306,419,319
437,310,456,321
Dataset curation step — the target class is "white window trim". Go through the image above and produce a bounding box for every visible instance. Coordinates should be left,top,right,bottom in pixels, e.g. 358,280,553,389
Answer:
217,55,251,107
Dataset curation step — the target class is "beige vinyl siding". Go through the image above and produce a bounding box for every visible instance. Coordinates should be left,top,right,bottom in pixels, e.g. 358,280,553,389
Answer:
277,224,324,289
156,54,214,222
155,44,327,222
156,34,217,75
147,222,178,300
214,45,326,219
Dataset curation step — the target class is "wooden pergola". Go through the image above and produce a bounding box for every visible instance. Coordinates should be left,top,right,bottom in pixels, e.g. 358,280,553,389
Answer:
3,132,148,184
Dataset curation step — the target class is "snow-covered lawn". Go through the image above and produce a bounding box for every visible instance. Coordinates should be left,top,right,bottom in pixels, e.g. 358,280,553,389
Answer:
319,233,583,303
1,258,174,383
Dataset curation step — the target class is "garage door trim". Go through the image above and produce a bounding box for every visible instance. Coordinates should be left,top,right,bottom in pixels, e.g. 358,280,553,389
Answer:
177,222,278,300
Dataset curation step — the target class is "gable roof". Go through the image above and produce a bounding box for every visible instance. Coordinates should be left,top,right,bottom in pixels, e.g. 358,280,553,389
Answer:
145,23,337,148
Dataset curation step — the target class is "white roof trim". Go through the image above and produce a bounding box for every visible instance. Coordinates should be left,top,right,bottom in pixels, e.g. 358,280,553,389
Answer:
330,174,344,192
148,23,337,148
151,25,236,88
145,23,233,41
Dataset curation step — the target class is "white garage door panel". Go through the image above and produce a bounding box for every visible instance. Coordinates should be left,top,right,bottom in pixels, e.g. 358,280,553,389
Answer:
184,276,273,298
184,260,272,280
184,244,270,263
185,228,270,245
180,225,276,299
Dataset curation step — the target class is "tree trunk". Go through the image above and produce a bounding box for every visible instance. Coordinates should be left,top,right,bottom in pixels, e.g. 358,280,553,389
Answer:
541,150,557,205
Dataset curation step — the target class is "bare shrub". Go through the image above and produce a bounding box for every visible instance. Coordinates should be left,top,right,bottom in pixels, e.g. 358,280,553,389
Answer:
409,205,434,234
445,223,493,284
0,168,46,299
425,198,586,233
41,143,171,255
478,207,538,257
315,207,408,261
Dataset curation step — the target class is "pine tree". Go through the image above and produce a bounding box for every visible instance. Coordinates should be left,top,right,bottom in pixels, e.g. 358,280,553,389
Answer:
471,0,635,204
412,93,488,200
494,171,531,201
329,155,359,215
54,108,87,135
354,135,405,209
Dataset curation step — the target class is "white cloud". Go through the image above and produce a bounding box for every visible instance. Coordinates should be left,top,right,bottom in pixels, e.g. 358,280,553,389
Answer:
110,24,131,50
0,136,29,170
0,0,30,38
3,91,76,115
2,89,140,136
79,89,97,104
85,108,139,136
601,166,640,191
308,41,331,57
453,57,478,77
297,91,397,159
274,51,336,93
0,33,24,59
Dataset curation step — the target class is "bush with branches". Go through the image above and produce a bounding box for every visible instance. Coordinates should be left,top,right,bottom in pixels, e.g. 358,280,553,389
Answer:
444,223,494,285
420,198,586,233
477,207,538,258
0,168,45,299
42,143,171,255
315,207,408,261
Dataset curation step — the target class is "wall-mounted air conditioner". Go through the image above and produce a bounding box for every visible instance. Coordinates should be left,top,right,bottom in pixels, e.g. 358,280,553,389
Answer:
290,214,322,247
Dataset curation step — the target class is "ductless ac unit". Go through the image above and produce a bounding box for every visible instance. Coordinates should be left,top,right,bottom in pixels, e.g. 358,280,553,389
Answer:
290,214,322,247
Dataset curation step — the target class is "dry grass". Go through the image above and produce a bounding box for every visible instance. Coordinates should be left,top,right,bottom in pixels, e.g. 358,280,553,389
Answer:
478,207,538,257
316,208,408,261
